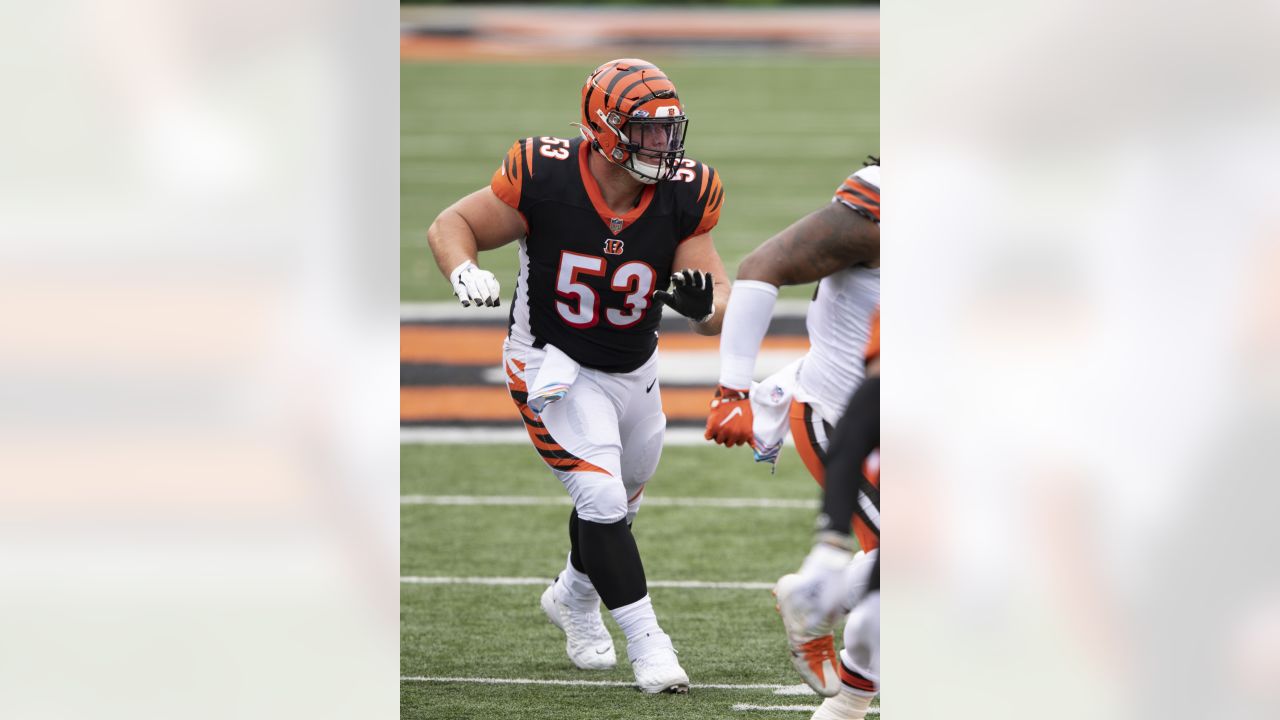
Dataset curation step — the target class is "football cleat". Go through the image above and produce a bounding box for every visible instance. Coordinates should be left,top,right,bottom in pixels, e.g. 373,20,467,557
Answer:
774,573,843,697
540,580,617,670
627,631,689,694
809,685,875,720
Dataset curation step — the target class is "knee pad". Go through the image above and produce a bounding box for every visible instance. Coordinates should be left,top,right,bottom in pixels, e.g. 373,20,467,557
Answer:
567,473,628,524
620,412,666,493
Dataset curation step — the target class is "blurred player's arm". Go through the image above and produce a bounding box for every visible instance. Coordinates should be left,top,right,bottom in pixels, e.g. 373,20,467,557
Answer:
658,232,731,335
737,202,878,286
427,188,526,307
707,204,879,445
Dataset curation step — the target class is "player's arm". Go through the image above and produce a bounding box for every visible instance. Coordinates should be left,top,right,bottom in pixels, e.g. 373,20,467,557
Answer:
426,187,526,307
657,232,730,336
736,202,879,287
706,203,879,446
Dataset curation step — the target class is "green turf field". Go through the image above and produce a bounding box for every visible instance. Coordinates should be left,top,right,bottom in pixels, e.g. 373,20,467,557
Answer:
401,57,880,303
401,443,876,719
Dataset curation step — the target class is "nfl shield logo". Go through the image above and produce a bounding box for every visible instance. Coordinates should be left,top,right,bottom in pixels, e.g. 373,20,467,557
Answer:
609,217,624,234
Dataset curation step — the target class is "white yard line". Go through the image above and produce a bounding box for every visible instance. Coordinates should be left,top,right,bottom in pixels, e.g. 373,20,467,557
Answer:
773,684,822,696
402,575,775,590
400,675,804,691
733,703,880,714
401,426,737,445
401,495,818,510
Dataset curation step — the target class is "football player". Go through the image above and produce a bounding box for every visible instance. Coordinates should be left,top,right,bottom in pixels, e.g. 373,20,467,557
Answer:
704,161,879,711
427,59,730,695
706,159,880,553
775,312,880,719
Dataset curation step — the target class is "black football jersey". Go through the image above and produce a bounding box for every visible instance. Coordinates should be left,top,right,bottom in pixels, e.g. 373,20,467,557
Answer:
490,136,723,373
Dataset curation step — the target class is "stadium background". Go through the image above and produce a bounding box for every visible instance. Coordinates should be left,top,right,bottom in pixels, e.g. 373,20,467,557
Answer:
401,3,879,717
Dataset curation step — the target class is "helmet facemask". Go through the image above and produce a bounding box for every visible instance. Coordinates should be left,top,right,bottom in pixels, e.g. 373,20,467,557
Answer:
614,114,687,183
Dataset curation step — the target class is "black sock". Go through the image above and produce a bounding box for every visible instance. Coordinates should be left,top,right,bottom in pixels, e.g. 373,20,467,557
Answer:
577,517,648,609
568,509,585,573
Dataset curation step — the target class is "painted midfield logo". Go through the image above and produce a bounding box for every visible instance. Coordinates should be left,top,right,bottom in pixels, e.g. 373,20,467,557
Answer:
603,238,625,255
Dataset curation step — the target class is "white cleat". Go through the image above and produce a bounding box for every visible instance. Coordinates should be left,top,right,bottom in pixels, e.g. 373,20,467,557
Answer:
628,631,689,694
774,573,842,697
809,686,875,720
540,580,616,670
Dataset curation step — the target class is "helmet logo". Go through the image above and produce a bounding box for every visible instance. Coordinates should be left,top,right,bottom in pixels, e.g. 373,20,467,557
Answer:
631,110,650,119
654,105,682,118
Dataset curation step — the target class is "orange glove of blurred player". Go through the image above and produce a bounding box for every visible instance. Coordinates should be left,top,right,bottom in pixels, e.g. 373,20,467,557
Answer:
705,385,754,447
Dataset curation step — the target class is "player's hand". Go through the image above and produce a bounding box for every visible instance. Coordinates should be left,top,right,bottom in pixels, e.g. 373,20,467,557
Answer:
654,269,714,323
449,260,501,308
705,385,753,447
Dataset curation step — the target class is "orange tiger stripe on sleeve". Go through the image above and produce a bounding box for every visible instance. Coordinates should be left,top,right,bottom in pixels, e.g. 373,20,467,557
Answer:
692,167,723,236
834,174,880,224
489,140,525,209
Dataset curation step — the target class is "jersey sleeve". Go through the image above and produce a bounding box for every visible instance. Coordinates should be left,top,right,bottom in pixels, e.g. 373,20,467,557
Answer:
833,164,880,225
490,138,532,210
684,162,724,240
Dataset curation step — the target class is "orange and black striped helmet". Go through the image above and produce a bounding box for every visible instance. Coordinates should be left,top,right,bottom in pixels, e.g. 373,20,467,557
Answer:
578,58,687,184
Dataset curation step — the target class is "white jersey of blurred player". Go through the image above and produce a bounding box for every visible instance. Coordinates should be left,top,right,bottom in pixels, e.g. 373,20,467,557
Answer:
737,165,880,533
795,167,881,422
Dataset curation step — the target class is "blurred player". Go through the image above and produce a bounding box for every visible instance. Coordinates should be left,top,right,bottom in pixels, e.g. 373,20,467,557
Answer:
775,312,880,719
706,159,880,554
427,59,730,694
704,161,879,711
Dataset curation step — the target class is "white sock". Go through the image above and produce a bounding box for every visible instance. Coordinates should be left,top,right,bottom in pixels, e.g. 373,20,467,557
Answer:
609,594,661,645
556,553,599,612
835,688,874,719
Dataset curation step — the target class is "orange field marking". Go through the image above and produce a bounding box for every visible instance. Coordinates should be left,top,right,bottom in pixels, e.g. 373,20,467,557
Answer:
402,326,509,364
401,325,808,364
402,386,721,423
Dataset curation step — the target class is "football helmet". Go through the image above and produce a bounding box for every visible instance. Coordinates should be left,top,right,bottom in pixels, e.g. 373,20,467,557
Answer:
578,58,687,184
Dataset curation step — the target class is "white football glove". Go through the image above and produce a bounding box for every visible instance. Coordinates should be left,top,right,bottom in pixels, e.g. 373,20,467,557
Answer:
449,260,501,308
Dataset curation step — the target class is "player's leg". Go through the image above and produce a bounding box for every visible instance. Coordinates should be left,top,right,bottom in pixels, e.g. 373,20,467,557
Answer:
851,461,880,554
504,345,621,671
610,362,689,694
788,398,835,487
813,555,879,720
539,367,685,690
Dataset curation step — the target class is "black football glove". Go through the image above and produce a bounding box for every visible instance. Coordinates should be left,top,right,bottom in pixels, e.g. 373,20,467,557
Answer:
654,269,715,323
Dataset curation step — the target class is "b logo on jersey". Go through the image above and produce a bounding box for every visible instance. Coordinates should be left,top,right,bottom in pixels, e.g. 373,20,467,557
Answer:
603,238,625,256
